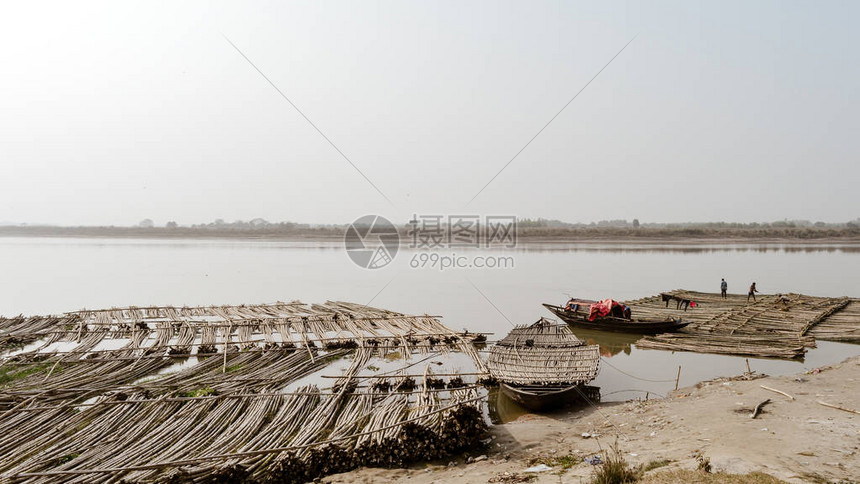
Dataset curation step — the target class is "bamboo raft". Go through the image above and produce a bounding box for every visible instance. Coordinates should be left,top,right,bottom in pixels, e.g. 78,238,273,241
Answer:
630,290,859,359
807,299,860,342
0,301,489,483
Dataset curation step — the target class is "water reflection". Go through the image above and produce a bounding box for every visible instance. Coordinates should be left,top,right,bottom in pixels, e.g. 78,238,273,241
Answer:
2,237,856,254
566,327,641,357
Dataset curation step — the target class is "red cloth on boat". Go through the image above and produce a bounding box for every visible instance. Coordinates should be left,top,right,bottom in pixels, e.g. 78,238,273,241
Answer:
588,299,627,321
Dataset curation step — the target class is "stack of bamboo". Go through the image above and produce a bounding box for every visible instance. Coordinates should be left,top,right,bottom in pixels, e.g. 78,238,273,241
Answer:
0,301,490,483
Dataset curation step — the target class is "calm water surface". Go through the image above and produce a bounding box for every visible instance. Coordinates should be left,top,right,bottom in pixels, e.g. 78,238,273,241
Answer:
1,237,858,405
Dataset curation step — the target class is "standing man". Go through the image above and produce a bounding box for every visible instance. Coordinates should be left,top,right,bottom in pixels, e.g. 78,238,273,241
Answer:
748,282,758,302
720,278,728,299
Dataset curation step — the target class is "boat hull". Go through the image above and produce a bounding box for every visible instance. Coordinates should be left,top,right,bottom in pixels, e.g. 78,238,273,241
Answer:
499,383,599,411
543,304,691,334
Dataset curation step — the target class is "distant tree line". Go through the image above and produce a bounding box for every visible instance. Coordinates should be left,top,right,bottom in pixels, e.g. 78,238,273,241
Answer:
0,217,857,241
514,218,860,239
517,217,860,230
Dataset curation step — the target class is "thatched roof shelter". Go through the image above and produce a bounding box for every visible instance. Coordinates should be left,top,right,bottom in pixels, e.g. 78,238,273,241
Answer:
487,318,599,386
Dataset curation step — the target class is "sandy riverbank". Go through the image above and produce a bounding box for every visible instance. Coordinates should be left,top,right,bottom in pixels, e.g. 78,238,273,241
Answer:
324,356,859,483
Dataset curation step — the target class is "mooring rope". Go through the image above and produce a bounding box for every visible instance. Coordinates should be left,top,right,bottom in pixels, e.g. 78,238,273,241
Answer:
599,356,676,383
601,389,667,399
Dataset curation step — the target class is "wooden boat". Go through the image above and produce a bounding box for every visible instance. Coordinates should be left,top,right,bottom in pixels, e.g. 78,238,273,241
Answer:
543,301,691,334
499,383,600,411
487,318,600,411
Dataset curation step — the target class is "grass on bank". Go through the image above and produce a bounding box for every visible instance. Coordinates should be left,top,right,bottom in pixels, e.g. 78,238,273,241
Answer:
587,444,786,484
589,440,643,484
641,470,787,483
642,459,672,472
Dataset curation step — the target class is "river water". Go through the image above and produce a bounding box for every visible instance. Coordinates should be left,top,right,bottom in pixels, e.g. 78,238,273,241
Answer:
1,237,858,409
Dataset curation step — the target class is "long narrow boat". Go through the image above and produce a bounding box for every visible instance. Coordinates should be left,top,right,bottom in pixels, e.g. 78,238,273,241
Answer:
487,318,600,411
543,301,691,334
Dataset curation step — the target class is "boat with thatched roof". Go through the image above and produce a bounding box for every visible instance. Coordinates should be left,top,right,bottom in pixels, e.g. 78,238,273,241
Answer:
487,318,600,410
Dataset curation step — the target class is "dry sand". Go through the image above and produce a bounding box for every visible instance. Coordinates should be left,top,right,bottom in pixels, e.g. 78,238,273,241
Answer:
324,356,859,483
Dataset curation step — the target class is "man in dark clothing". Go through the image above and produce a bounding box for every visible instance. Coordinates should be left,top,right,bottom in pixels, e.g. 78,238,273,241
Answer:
748,282,758,302
720,278,728,299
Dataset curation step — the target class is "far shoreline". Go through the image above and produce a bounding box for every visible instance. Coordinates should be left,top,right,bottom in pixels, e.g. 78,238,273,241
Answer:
1,231,859,247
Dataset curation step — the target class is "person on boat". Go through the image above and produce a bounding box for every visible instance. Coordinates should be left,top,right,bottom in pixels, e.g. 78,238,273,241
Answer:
565,298,578,311
720,278,728,299
748,282,758,302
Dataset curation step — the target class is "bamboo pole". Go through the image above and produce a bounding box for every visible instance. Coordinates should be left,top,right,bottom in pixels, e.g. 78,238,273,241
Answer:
760,385,795,401
817,400,860,415
320,372,486,379
750,399,770,419
222,324,231,373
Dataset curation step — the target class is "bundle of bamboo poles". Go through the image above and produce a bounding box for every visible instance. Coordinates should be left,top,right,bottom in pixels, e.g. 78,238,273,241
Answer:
0,301,490,483
0,315,80,352
262,389,485,484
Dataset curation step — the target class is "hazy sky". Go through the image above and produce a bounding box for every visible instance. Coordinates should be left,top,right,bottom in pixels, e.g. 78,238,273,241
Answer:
1,1,858,226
